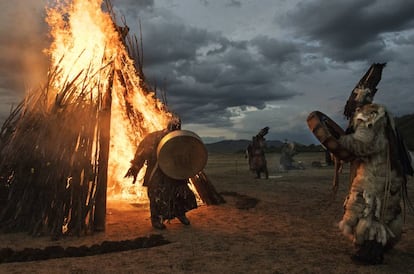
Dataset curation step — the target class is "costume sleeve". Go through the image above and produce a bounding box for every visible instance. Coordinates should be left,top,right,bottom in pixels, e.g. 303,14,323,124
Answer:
339,129,386,157
131,134,154,170
130,130,165,170
131,144,146,171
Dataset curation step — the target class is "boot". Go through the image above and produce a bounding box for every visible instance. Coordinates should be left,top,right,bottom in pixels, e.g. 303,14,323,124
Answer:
151,217,166,230
177,214,190,225
351,240,384,265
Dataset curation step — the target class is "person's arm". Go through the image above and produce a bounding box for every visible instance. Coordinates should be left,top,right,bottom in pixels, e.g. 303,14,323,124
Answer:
125,137,150,184
339,128,384,157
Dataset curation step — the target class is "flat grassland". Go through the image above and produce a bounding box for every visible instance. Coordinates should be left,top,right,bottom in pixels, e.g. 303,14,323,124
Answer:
0,152,413,274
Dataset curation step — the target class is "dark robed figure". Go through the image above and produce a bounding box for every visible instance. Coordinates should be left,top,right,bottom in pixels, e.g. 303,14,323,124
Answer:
246,127,269,179
125,120,197,229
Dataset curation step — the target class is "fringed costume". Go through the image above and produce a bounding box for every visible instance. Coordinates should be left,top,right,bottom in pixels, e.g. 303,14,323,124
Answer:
125,122,197,229
338,103,410,264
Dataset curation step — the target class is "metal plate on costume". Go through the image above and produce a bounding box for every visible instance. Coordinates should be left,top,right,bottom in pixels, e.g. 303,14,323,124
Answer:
157,130,208,179
307,111,355,162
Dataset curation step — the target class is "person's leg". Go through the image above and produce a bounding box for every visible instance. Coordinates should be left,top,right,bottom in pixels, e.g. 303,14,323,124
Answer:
176,214,190,225
173,182,197,225
147,187,166,229
351,240,384,265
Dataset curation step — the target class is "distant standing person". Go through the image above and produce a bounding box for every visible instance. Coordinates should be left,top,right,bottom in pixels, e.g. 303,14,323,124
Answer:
246,127,269,179
124,118,198,229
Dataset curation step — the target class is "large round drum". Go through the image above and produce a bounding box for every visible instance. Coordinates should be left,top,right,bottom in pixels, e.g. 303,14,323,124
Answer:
307,111,355,162
157,130,208,179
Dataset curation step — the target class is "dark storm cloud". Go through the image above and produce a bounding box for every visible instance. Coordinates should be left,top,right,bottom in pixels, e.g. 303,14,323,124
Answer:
162,77,295,126
140,23,215,65
282,0,414,61
251,35,300,64
149,44,297,125
113,7,301,127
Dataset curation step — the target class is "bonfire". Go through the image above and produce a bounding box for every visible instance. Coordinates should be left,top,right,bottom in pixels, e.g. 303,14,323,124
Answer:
0,0,222,238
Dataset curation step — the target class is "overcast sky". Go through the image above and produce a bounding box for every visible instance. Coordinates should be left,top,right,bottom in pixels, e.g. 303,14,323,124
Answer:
1,0,414,144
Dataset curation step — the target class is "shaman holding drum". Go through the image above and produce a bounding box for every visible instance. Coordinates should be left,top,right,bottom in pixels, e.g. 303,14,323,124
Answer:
308,104,412,265
308,63,414,264
337,103,413,264
125,119,200,230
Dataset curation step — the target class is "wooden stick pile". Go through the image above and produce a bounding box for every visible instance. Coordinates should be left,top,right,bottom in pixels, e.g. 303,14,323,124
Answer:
0,62,106,237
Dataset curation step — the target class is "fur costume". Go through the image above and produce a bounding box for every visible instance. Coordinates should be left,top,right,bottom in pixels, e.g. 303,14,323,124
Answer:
338,104,405,258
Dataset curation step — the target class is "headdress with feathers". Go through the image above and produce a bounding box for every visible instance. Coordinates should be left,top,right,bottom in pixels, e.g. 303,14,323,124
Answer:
343,63,386,120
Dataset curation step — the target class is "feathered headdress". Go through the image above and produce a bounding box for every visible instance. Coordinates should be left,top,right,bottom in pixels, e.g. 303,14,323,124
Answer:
343,63,386,120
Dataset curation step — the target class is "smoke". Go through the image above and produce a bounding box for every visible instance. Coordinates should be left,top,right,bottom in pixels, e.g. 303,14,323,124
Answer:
0,0,50,120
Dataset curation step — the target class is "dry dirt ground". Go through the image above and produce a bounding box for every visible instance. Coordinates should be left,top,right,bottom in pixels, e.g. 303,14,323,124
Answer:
0,152,414,274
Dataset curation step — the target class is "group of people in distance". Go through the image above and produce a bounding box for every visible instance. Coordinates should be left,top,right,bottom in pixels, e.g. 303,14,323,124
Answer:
245,131,304,179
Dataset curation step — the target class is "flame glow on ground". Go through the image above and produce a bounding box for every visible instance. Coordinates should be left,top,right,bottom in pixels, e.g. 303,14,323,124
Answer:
45,0,171,202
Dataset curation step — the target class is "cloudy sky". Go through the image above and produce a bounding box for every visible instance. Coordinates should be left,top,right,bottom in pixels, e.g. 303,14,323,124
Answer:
1,0,414,144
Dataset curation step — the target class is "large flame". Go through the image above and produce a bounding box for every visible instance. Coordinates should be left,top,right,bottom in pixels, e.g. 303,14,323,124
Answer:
45,0,171,201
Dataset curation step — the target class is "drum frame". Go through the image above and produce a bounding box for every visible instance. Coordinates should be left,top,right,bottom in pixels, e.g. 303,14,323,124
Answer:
157,130,208,179
307,111,355,162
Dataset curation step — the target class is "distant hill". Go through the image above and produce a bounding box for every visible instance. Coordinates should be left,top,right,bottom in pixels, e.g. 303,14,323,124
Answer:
395,114,414,150
205,114,414,154
205,139,284,153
